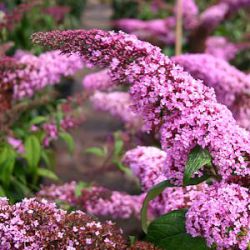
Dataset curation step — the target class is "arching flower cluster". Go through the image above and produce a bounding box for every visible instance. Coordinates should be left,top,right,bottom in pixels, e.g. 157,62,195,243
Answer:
32,29,250,186
0,198,128,249
172,53,250,107
205,36,239,61
114,17,176,45
172,53,250,130
220,0,250,10
186,183,250,250
38,182,145,219
10,50,84,99
199,3,229,31
198,0,250,33
90,91,142,130
32,29,250,248
114,0,198,45
82,69,116,92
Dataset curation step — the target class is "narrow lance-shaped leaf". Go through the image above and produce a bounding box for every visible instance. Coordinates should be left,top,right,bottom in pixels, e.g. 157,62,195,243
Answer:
59,132,75,153
0,146,16,187
37,168,59,181
24,135,41,172
114,139,124,157
85,146,107,157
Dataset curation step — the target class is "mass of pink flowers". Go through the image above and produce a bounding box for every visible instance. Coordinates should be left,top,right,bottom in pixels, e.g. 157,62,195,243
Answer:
4,50,84,99
33,29,250,185
0,197,131,249
90,91,142,130
114,17,176,45
32,29,250,248
205,36,239,61
38,182,144,219
82,69,116,92
172,53,250,107
186,183,250,250
122,146,166,192
199,0,250,32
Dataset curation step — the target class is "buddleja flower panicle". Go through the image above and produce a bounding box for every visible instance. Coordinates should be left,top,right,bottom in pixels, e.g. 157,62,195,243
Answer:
32,29,250,186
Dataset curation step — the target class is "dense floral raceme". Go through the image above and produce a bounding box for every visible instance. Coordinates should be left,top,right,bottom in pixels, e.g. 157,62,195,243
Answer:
90,91,142,130
114,0,198,45
172,53,250,107
122,146,166,192
4,50,84,100
37,182,145,219
205,36,239,61
32,29,250,186
186,183,250,250
199,3,229,31
82,69,116,92
114,17,176,45
220,0,250,10
198,0,250,32
123,146,208,216
0,198,129,249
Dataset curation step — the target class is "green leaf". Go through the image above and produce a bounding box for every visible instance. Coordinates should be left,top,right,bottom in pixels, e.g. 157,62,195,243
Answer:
74,181,89,197
114,139,124,157
24,135,41,171
141,180,175,233
11,176,31,197
147,210,208,250
183,146,212,186
129,236,136,246
0,186,6,197
30,116,47,125
41,150,55,169
37,168,58,181
0,146,16,186
114,161,132,176
85,147,106,157
59,132,75,153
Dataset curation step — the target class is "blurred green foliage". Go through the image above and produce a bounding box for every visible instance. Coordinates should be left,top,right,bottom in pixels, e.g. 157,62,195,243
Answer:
0,0,87,52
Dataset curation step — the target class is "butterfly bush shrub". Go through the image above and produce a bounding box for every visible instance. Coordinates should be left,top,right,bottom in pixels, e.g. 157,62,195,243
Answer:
32,28,250,249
